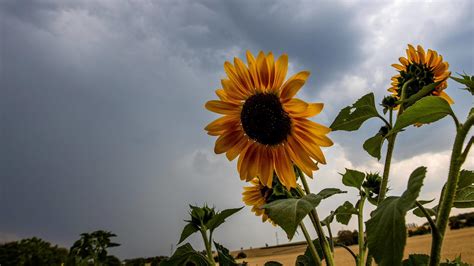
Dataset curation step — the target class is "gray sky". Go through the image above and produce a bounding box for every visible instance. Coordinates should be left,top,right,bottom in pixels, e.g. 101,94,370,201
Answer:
1,0,473,259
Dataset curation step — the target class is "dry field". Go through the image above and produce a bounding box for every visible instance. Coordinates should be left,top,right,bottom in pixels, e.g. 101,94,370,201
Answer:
232,227,474,265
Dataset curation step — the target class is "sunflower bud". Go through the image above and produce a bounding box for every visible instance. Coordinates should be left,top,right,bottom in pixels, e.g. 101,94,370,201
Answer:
189,204,216,226
362,173,382,201
382,96,398,109
378,125,389,137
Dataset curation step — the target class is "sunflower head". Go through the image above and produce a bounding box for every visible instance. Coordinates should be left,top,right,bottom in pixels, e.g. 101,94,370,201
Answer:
205,51,333,189
389,44,453,106
242,177,301,224
362,172,382,201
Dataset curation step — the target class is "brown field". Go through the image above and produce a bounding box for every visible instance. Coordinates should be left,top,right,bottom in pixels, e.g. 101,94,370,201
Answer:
231,227,474,265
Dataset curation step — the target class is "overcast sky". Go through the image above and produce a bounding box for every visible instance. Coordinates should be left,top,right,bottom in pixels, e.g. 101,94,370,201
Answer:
1,0,473,259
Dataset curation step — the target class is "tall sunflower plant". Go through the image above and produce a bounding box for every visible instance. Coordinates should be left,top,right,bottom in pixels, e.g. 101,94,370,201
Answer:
176,46,473,266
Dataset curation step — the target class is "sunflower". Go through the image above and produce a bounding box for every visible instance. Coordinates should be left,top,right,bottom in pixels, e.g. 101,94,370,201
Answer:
205,51,332,189
242,178,273,224
389,44,453,104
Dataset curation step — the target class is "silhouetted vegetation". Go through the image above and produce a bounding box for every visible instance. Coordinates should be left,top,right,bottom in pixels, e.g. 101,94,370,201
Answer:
0,237,68,266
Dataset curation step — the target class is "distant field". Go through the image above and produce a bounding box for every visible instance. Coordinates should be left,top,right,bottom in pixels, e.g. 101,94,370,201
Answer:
232,227,474,265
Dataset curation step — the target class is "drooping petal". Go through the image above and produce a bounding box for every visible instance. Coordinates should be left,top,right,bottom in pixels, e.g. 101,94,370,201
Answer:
205,100,241,114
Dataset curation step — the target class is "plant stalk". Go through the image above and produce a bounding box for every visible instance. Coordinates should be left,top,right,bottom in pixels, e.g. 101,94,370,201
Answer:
200,229,215,265
429,114,473,266
358,196,366,266
300,222,322,265
378,134,396,203
299,173,335,266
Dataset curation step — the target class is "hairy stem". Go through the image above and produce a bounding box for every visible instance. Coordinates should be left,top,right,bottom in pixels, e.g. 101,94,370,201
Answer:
300,222,322,265
429,114,473,266
200,229,215,265
415,201,438,236
358,196,366,266
378,134,396,203
299,172,335,266
326,223,335,252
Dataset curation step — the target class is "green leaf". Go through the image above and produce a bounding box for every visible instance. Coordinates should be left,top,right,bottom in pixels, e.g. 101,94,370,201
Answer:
330,93,379,131
388,96,454,136
320,211,335,226
363,133,384,160
206,207,243,232
412,199,437,218
440,255,470,266
264,262,283,266
401,82,441,107
263,189,346,239
457,170,474,189
453,170,474,208
160,243,211,266
402,254,429,266
341,169,365,190
295,238,325,265
366,166,427,266
335,201,358,225
214,242,237,266
178,223,199,244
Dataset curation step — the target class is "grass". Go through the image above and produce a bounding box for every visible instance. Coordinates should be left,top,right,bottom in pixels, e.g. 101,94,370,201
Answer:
232,227,474,265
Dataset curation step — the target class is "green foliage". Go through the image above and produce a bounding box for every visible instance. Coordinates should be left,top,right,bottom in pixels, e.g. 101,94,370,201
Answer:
179,223,200,244
402,254,429,266
160,243,211,266
366,167,427,266
449,212,474,230
341,169,365,190
451,74,474,95
363,132,384,160
179,205,243,244
295,238,325,265
206,207,244,233
69,230,120,265
335,201,358,225
330,93,379,131
453,170,474,208
388,96,454,136
214,242,237,266
0,237,68,266
263,189,346,239
400,81,441,107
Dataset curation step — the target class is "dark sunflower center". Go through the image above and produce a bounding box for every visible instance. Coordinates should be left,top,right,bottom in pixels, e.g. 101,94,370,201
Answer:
241,93,291,145
397,63,435,99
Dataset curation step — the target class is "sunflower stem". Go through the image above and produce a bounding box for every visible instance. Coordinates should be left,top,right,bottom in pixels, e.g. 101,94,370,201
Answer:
200,228,215,265
335,243,358,264
357,195,366,266
429,114,473,266
378,79,413,203
415,201,438,236
326,223,335,252
299,172,335,266
300,222,322,265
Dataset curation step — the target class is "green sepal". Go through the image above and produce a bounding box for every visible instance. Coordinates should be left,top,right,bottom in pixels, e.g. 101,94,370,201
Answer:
214,242,237,266
263,189,346,239
160,243,211,266
388,96,454,136
366,167,427,266
451,73,474,95
330,93,379,131
363,132,385,160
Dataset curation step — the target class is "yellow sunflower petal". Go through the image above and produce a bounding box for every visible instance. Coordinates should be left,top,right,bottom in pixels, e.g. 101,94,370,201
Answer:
226,136,249,161
391,64,405,71
256,51,270,90
284,98,309,114
205,100,241,114
439,91,454,104
280,79,306,101
273,147,297,189
234,57,254,91
272,54,288,92
215,129,244,154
